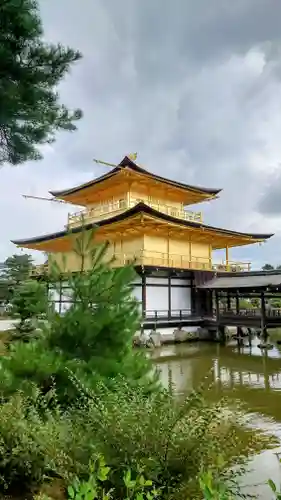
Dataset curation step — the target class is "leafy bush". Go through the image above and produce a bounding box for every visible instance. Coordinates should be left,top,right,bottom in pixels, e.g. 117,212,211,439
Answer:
64,378,271,500
0,378,274,499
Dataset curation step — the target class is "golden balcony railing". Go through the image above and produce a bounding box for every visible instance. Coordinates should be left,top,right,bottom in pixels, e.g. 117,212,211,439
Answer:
111,251,251,272
30,252,251,276
67,199,203,228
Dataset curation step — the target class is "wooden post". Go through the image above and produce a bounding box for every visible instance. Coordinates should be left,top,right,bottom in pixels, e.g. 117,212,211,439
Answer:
208,244,212,271
260,290,268,341
235,292,240,314
141,273,146,319
227,292,231,312
168,274,171,319
59,279,62,314
190,277,196,315
225,246,229,270
215,291,220,341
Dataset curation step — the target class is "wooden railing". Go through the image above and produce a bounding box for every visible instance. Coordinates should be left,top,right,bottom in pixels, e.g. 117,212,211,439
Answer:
67,199,203,227
212,261,251,272
143,309,192,321
219,308,281,318
110,251,251,272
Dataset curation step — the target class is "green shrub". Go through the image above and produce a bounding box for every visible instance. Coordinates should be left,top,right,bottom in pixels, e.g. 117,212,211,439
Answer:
64,378,271,500
0,379,274,499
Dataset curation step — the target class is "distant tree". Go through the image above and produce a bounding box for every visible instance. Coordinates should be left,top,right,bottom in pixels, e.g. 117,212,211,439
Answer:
1,254,33,285
0,253,34,307
276,265,281,270
11,280,48,340
250,298,260,308
262,264,275,271
239,298,253,309
0,0,82,165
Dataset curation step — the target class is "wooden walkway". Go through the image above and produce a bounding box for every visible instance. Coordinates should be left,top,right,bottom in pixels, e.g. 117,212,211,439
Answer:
142,308,281,330
216,308,281,329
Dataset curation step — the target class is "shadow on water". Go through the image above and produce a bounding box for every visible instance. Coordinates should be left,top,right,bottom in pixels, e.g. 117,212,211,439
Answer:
152,336,281,499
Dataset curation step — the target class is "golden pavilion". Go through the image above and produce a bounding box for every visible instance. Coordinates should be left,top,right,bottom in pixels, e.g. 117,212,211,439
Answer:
12,154,273,318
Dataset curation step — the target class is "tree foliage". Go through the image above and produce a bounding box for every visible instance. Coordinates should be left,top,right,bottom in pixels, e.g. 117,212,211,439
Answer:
0,0,82,165
11,279,48,340
262,264,274,270
0,229,155,405
1,253,33,284
0,253,33,306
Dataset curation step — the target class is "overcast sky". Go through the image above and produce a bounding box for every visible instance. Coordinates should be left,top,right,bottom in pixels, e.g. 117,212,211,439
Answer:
2,0,281,268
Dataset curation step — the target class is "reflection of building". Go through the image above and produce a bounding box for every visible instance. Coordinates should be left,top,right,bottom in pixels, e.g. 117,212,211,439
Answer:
11,154,272,316
213,362,281,391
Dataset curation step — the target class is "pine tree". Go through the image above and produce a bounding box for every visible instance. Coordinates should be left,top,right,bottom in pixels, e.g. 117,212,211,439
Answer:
1,254,33,284
0,229,156,406
47,229,153,390
0,0,82,165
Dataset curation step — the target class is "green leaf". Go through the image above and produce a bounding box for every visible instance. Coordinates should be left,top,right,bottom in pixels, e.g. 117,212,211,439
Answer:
124,469,131,487
268,479,277,493
98,466,110,482
67,485,75,498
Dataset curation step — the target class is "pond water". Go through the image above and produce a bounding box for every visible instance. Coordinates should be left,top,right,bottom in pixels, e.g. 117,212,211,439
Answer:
152,335,281,499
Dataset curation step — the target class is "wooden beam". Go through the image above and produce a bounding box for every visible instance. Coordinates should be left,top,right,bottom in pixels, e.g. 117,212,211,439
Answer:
142,273,146,316
168,274,171,319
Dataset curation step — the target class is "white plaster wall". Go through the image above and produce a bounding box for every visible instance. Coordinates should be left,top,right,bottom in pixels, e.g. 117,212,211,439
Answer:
146,277,168,285
132,275,142,285
171,287,191,312
171,278,191,286
132,286,142,314
48,285,61,313
132,286,142,302
146,286,168,313
60,283,73,313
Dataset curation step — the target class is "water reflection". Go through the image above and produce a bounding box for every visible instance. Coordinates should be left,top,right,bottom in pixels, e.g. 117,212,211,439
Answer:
153,336,281,498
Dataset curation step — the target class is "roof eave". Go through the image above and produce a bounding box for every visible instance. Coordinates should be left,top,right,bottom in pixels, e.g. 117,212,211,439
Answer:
11,203,274,247
48,156,222,199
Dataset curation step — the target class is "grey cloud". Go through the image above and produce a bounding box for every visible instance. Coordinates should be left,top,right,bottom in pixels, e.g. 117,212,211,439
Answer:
2,0,281,267
257,169,281,216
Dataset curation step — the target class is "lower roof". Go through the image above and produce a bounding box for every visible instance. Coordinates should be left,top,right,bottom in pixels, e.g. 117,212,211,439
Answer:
11,202,273,249
198,271,281,290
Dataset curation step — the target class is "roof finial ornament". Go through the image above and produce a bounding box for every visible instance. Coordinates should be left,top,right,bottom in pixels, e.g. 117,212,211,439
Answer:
128,152,138,161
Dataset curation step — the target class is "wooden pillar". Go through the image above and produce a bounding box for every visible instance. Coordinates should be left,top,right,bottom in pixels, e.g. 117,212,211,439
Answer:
141,273,146,318
59,279,62,315
168,274,171,319
208,244,212,271
235,292,240,314
227,292,231,311
190,276,196,315
167,231,170,267
260,290,268,341
215,291,225,343
225,246,229,269
189,239,192,268
215,290,220,340
46,280,50,314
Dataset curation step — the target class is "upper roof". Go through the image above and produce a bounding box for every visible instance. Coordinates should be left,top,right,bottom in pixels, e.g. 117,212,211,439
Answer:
12,202,273,251
49,155,222,202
